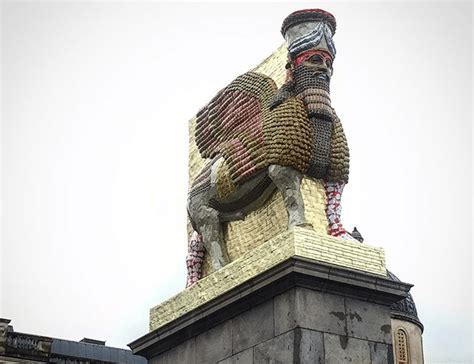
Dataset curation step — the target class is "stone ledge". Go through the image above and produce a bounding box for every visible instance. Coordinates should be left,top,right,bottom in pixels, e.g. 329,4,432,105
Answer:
148,227,386,333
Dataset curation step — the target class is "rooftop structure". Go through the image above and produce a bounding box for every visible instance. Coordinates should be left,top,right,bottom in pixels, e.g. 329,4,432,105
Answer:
0,318,146,364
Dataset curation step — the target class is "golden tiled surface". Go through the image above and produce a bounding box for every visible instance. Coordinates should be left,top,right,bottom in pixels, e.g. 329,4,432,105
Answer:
252,43,287,87
150,226,386,332
293,227,386,274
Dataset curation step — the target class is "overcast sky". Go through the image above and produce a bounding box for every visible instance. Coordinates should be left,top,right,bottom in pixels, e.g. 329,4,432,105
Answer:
1,1,472,363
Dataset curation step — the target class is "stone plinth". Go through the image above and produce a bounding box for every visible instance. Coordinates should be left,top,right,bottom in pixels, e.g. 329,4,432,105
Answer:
129,231,410,363
149,227,386,331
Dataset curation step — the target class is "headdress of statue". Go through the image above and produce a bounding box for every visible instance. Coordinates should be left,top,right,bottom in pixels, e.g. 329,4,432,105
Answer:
281,9,337,60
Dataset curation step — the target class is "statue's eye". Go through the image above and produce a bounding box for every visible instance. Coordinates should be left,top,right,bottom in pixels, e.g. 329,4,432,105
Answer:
309,54,323,63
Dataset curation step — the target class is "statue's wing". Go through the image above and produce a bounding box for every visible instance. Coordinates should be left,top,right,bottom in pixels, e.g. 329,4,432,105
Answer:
195,72,278,184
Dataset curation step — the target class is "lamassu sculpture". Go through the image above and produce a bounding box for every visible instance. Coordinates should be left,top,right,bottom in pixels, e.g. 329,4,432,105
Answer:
186,9,354,287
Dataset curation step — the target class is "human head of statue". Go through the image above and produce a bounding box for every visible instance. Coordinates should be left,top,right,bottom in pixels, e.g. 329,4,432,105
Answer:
281,9,337,84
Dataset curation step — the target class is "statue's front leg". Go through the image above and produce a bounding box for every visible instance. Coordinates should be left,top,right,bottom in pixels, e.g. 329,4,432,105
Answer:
324,181,356,241
186,231,205,288
194,205,228,270
187,185,229,285
268,164,308,227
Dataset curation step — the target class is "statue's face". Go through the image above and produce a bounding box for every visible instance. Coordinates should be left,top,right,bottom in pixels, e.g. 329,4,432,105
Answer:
293,49,333,82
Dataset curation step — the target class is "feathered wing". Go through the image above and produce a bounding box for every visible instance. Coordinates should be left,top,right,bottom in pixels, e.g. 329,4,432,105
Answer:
195,72,278,185
194,71,315,191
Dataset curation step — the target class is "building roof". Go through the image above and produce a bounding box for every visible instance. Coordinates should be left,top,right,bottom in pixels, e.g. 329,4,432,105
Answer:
387,270,424,332
50,337,146,364
1,319,146,364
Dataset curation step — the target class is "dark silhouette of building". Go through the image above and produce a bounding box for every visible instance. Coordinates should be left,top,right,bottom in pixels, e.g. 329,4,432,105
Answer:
0,318,146,364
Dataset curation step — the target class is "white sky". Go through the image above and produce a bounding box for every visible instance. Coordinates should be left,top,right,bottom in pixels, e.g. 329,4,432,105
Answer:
1,1,472,363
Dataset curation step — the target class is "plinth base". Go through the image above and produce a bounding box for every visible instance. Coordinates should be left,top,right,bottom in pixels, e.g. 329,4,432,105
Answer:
129,235,411,363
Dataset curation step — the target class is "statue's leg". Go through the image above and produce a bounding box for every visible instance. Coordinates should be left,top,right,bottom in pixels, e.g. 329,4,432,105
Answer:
324,181,356,241
268,164,307,227
186,231,205,288
188,189,228,270
197,205,228,270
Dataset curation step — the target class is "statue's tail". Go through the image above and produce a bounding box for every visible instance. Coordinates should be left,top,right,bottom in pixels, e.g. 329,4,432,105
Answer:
186,231,205,288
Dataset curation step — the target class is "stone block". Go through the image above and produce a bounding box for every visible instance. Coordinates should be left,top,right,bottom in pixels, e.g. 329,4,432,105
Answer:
369,342,394,364
232,300,274,353
254,330,294,363
149,338,195,364
195,321,232,364
275,288,346,336
299,329,324,362
296,287,347,335
252,328,325,363
218,348,253,364
345,298,392,344
274,288,297,335
323,333,371,364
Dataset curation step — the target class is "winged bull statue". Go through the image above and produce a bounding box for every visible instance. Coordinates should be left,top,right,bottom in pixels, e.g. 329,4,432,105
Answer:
186,9,356,287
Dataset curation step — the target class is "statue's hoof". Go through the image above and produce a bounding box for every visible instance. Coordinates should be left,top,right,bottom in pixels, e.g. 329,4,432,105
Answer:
295,222,313,229
211,260,228,271
338,232,358,242
186,281,198,289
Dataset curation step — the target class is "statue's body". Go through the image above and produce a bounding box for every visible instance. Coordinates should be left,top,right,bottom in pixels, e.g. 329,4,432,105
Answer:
186,9,355,287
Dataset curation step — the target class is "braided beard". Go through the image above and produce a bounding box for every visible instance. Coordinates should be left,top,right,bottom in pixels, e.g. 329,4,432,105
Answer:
292,64,334,179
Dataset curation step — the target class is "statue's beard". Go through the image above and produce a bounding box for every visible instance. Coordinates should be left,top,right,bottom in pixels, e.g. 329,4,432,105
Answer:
292,64,334,179
292,64,333,122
